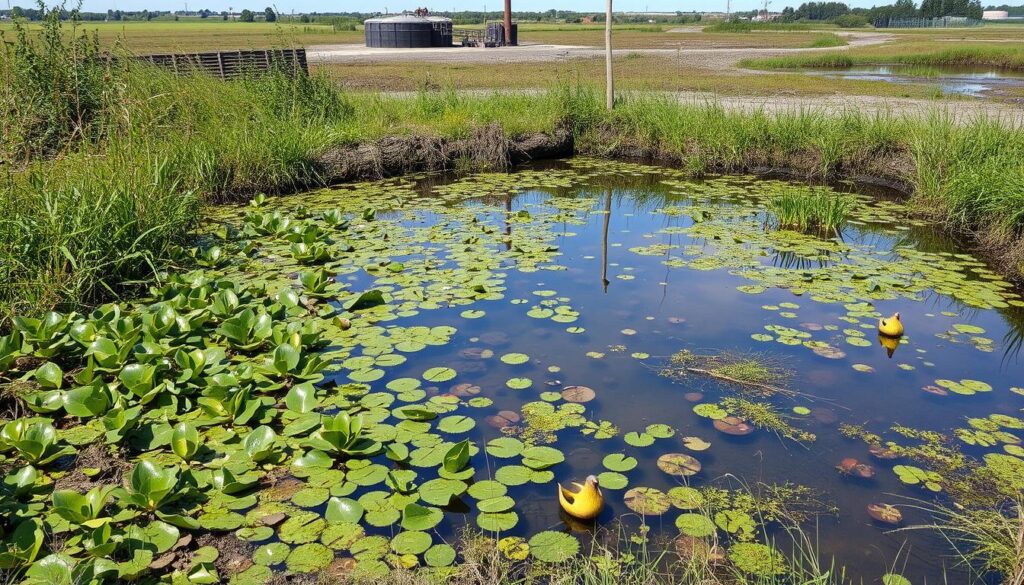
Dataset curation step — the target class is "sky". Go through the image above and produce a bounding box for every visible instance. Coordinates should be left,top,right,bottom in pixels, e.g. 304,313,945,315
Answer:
69,0,893,17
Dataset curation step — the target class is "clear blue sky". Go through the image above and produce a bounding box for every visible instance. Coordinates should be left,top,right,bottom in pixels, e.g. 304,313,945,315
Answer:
73,0,892,16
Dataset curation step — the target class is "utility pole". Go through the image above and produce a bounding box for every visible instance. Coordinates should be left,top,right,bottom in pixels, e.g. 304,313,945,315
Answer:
605,0,613,109
726,0,730,18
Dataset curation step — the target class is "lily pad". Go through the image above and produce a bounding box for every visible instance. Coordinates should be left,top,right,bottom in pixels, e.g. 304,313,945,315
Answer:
528,531,579,563
675,513,715,537
602,453,638,472
286,543,334,573
561,386,596,403
657,453,701,477
623,487,671,515
391,531,432,555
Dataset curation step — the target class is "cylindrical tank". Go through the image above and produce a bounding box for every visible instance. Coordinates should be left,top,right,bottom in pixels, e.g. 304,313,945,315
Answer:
363,15,434,48
426,16,453,47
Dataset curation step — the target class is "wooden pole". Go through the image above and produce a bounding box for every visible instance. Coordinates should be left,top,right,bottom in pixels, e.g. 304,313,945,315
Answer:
605,0,613,109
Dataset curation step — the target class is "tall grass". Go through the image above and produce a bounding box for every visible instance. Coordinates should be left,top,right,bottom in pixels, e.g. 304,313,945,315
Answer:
769,188,852,232
741,46,1024,71
0,5,112,159
0,9,575,321
904,496,1024,584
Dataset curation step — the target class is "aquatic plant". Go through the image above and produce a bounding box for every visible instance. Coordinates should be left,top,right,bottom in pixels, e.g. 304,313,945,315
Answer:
769,188,852,233
720,398,817,444
906,496,1024,584
662,350,794,396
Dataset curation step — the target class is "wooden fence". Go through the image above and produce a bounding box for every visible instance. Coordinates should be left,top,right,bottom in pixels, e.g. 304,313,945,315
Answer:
134,48,308,80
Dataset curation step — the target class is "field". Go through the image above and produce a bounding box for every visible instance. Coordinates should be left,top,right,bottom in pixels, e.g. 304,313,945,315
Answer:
2,13,1024,585
4,18,1022,103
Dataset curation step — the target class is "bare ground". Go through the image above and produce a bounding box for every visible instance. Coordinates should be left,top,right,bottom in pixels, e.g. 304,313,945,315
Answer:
307,31,1023,122
307,32,892,69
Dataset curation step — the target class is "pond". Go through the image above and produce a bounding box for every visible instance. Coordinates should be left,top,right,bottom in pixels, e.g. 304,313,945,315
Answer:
805,64,1024,97
200,158,1024,582
8,158,1023,583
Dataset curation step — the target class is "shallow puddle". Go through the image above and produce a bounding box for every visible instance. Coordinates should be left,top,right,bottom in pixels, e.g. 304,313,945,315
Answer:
806,64,1024,96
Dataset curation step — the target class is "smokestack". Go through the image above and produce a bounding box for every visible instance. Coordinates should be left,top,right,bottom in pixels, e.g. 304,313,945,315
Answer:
504,0,511,45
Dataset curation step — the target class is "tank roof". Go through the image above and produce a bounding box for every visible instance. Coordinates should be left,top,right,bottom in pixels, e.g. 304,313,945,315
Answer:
364,14,433,24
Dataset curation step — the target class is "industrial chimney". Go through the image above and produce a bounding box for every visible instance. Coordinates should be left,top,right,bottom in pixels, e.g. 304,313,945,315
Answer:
503,0,511,46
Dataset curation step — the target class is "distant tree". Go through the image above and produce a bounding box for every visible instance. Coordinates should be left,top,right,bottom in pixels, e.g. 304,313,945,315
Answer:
299,13,310,22
264,6,276,21
10,5,24,18
240,8,254,21
221,10,228,19
792,2,850,20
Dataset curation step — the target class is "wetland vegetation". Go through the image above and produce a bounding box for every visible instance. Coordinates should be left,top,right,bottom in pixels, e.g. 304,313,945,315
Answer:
2,9,1024,585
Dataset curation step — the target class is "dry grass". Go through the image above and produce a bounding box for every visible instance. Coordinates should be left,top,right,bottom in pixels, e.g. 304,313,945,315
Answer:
313,56,947,99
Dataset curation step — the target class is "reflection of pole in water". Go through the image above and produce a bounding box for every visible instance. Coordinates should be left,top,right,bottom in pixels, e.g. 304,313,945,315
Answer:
601,189,611,293
505,195,512,251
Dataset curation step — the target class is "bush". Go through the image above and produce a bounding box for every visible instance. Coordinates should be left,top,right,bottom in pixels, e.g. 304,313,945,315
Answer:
830,14,869,27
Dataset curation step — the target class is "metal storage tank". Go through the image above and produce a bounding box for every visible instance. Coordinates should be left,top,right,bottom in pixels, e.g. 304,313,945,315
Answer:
484,22,517,46
426,16,453,47
363,15,434,48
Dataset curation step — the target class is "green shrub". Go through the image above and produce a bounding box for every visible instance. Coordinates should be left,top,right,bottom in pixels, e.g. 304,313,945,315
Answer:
830,14,869,28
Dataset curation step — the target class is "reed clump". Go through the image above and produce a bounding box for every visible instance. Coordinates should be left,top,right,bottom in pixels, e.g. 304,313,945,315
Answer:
769,188,852,233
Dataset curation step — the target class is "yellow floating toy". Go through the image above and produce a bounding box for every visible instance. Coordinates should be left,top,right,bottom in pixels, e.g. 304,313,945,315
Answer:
558,475,603,520
878,312,904,338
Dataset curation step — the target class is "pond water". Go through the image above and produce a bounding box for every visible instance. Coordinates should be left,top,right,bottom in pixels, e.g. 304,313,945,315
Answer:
190,158,1024,582
806,64,1024,96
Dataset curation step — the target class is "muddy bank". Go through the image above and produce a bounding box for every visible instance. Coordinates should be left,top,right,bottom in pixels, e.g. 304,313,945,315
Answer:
577,123,917,194
252,123,1020,284
315,124,574,184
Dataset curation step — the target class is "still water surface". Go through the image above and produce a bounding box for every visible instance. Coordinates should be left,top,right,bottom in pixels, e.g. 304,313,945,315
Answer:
234,160,1024,583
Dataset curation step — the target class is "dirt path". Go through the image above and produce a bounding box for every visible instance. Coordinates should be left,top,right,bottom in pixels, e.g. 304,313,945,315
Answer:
308,32,1024,123
307,31,893,69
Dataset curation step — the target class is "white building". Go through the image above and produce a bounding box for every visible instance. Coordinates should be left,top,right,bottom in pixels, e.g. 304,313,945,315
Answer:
982,10,1009,20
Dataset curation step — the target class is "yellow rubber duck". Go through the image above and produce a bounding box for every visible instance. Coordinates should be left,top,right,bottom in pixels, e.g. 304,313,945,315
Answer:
878,312,904,338
558,475,603,520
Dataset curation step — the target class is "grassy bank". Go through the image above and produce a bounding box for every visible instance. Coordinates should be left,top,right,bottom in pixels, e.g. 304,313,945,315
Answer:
3,10,1024,325
740,45,1024,70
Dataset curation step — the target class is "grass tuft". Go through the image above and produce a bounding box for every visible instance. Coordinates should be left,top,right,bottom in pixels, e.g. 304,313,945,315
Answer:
769,188,853,233
807,33,848,48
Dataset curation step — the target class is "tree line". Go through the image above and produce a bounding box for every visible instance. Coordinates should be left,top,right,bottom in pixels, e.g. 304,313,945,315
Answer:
0,5,276,21
2,2,1017,24
731,0,989,24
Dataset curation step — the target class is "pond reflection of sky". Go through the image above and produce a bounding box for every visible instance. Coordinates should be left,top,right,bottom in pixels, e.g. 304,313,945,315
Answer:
338,167,1022,584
